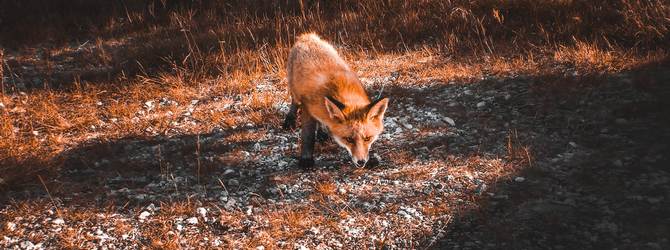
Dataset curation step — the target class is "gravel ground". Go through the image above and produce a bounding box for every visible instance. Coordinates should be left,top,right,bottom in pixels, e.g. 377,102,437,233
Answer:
1,46,669,249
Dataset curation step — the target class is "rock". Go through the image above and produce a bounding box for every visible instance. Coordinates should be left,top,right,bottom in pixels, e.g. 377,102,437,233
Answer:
224,199,237,210
138,211,151,220
228,179,239,186
6,222,16,231
475,183,487,194
52,218,65,225
476,101,487,108
514,177,526,182
442,117,456,126
186,217,198,225
144,100,155,109
197,207,207,218
223,169,235,176
146,203,158,212
338,188,347,195
615,118,627,124
402,123,413,129
569,142,578,148
20,241,35,249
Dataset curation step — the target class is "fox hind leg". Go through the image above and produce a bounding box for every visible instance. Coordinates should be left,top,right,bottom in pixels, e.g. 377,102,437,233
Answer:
283,102,298,130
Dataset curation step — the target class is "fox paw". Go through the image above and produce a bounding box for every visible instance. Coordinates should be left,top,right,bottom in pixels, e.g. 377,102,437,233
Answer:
298,157,315,170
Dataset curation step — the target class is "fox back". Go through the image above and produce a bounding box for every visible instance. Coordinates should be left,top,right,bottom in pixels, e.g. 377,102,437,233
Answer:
286,33,389,167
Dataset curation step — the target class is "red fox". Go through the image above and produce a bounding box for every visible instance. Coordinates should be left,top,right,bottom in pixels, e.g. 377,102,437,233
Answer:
283,33,389,169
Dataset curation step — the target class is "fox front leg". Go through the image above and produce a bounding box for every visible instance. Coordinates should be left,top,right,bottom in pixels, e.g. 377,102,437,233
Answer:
298,112,317,169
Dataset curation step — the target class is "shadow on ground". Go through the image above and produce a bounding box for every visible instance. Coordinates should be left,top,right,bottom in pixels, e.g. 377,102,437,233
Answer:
429,58,670,249
1,57,669,248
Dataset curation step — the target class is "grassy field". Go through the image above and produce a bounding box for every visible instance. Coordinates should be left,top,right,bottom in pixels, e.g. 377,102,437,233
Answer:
1,0,669,248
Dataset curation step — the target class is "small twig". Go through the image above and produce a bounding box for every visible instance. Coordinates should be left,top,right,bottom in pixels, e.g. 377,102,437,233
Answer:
0,49,4,95
38,175,61,217
217,178,229,194
196,133,201,185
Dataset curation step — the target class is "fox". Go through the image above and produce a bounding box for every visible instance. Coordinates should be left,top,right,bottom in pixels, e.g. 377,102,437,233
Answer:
283,33,389,169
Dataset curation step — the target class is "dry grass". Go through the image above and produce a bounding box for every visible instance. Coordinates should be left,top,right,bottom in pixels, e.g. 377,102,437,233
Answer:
1,0,669,247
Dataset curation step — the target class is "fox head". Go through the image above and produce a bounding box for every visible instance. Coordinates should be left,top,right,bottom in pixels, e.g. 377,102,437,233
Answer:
323,96,389,167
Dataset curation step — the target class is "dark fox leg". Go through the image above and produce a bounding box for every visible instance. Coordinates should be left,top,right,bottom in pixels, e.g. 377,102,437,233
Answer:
283,102,298,130
298,112,317,169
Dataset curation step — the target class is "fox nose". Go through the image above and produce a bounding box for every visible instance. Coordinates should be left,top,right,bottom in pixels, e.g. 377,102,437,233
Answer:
356,160,367,166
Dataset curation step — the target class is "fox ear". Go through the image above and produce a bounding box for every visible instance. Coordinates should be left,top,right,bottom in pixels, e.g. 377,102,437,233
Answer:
324,96,346,121
367,97,389,120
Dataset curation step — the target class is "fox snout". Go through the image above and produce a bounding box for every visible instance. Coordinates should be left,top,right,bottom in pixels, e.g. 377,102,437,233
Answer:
351,145,370,167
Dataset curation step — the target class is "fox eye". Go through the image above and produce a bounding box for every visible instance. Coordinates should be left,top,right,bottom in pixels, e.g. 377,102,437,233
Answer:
345,137,355,144
363,136,372,142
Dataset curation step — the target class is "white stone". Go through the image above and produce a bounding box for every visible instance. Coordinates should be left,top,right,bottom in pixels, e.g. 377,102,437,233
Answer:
476,101,486,108
186,217,198,225
223,169,235,176
197,207,207,218
52,218,65,225
6,222,16,231
442,117,456,126
138,211,151,220
514,176,526,182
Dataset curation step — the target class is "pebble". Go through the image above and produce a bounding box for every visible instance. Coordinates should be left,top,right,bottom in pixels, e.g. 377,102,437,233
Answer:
52,218,65,225
197,207,207,218
338,188,347,194
186,217,199,225
514,177,526,182
615,118,627,124
476,101,486,108
442,117,456,126
223,169,236,176
403,123,413,129
138,211,151,220
6,222,16,231
20,241,35,249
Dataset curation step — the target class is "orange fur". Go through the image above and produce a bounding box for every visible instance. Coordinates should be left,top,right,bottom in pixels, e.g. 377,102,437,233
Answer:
287,33,389,166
